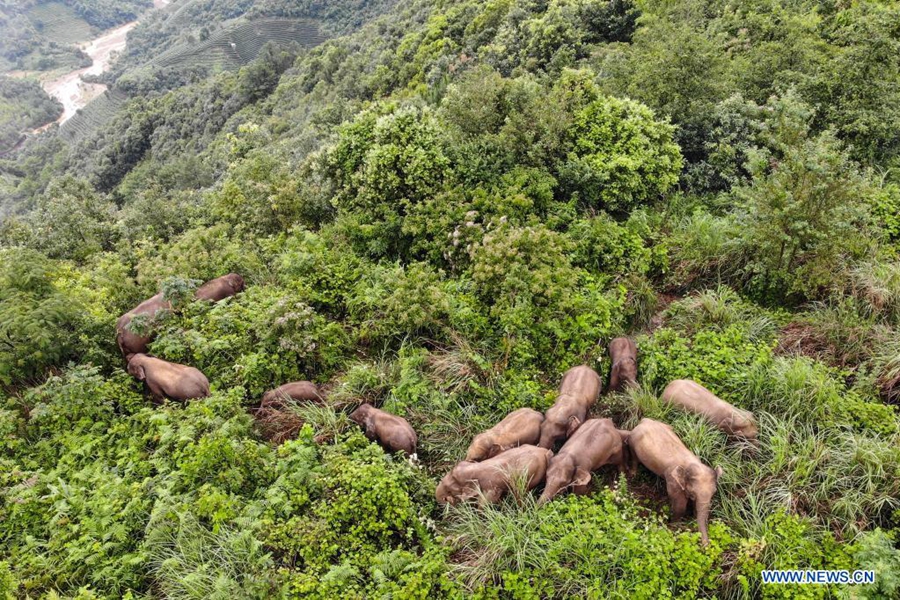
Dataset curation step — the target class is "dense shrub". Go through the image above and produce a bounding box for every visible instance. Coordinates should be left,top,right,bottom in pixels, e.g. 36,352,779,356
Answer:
0,249,84,385
562,95,682,212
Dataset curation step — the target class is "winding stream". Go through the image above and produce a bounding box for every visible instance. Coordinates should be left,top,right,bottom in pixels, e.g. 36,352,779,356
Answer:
40,0,170,127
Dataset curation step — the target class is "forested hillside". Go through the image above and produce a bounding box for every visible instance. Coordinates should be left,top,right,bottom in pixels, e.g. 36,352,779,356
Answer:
1,0,900,598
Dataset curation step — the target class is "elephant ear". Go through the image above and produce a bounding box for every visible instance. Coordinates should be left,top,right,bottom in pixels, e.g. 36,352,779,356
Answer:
489,443,503,458
671,465,688,492
572,468,592,488
566,416,582,438
134,364,146,381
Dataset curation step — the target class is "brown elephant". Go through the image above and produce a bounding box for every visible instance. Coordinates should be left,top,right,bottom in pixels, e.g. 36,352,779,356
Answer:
608,337,638,392
260,381,323,409
465,408,544,461
538,418,631,504
627,418,723,545
349,404,417,456
538,365,602,450
435,445,553,505
195,273,245,302
661,379,758,441
116,293,172,356
126,353,210,402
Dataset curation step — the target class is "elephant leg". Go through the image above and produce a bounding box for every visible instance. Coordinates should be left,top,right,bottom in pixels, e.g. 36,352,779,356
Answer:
615,448,630,476
146,380,165,403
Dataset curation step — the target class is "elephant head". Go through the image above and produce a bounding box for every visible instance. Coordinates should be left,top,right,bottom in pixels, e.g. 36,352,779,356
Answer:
537,414,581,449
226,273,245,293
730,410,759,441
538,454,590,505
126,355,147,381
669,462,723,545
465,435,501,462
349,403,373,426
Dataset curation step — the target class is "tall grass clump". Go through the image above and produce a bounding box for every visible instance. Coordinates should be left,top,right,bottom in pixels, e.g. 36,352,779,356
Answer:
445,483,729,598
148,514,279,600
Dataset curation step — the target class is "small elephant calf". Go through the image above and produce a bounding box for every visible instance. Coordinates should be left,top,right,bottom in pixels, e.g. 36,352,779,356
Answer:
126,353,210,402
465,408,544,461
261,381,323,409
436,445,553,505
608,337,638,392
538,365,602,450
349,404,417,456
539,418,630,504
661,379,758,440
195,273,245,303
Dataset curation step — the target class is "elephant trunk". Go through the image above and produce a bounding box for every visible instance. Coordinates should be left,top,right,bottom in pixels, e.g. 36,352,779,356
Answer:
695,497,712,546
537,483,560,506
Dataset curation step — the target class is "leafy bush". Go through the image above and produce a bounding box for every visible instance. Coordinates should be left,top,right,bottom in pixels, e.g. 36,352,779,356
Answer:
0,249,84,385
151,286,349,398
561,95,682,212
639,324,774,399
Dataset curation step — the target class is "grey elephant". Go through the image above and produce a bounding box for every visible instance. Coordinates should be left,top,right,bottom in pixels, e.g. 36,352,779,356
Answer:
436,444,553,505
627,418,723,545
538,365,602,450
661,379,758,441
465,408,544,461
126,353,210,402
195,273,245,303
608,337,638,392
116,293,172,356
538,418,631,504
349,404,417,456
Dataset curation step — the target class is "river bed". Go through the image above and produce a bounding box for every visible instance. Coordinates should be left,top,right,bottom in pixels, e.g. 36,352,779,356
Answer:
39,0,171,126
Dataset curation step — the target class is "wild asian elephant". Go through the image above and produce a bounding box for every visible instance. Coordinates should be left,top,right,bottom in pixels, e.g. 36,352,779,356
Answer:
195,273,245,302
435,444,553,506
627,418,723,545
608,337,638,392
538,365,602,450
260,381,323,409
349,403,417,456
126,353,210,402
661,379,758,441
116,293,172,357
465,408,544,462
538,418,630,504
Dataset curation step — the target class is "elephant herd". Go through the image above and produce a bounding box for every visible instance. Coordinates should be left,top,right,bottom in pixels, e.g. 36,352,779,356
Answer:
435,338,759,546
113,274,416,453
116,277,759,546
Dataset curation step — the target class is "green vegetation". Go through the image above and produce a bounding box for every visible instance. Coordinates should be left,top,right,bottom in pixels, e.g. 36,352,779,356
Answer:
26,2,93,45
0,0,151,74
2,0,900,598
0,76,62,152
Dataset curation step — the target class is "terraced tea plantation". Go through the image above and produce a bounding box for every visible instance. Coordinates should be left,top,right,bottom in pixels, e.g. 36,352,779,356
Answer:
149,18,324,72
59,88,128,142
26,2,94,46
